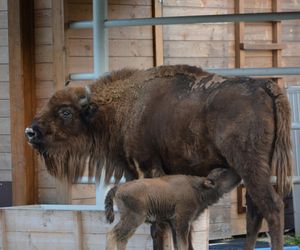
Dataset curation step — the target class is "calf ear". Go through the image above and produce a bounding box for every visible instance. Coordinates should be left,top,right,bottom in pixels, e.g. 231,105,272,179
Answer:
81,103,98,121
203,179,215,189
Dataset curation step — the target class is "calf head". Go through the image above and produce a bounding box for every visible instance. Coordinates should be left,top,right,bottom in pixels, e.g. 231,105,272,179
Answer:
205,168,241,193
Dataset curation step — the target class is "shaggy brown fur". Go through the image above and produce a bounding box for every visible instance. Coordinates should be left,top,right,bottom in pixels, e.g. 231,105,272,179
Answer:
26,65,292,250
104,168,241,250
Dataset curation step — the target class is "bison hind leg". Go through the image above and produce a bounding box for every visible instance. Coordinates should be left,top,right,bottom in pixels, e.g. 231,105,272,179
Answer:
244,192,264,250
226,154,284,250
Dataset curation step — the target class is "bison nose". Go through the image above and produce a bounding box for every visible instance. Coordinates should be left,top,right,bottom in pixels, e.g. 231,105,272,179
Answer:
25,127,37,141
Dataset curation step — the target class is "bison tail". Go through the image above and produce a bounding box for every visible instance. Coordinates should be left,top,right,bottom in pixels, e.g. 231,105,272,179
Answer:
268,83,293,197
105,186,118,224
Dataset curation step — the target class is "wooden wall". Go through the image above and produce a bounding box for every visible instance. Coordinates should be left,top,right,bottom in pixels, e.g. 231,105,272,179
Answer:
162,0,300,86
0,0,11,182
0,0,298,240
1,0,299,214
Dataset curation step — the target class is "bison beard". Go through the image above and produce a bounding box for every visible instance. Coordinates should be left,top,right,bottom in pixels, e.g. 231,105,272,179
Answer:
26,65,292,250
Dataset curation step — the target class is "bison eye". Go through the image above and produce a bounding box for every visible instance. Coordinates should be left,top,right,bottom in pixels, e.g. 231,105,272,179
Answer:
58,108,73,120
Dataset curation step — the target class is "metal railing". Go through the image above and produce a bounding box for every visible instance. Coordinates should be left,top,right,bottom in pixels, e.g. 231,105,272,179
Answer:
68,7,300,80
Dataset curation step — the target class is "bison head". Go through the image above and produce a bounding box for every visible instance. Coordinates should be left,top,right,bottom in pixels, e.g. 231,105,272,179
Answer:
25,86,99,181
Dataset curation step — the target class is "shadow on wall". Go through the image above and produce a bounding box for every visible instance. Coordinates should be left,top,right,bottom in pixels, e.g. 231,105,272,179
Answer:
0,182,12,207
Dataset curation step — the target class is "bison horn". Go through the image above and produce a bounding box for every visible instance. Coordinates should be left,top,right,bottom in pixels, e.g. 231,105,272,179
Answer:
79,86,91,106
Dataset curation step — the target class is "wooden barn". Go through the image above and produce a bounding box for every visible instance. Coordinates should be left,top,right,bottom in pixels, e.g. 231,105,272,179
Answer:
0,0,300,249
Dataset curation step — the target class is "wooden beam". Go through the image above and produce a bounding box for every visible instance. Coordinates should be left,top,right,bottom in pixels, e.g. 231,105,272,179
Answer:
0,210,7,250
152,0,164,66
52,0,72,204
272,0,284,87
272,0,282,68
234,0,245,68
53,0,68,90
73,211,84,250
8,0,37,205
237,185,246,214
240,43,286,51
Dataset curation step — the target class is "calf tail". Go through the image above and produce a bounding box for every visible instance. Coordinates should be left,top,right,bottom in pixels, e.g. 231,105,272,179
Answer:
105,186,118,223
266,82,293,197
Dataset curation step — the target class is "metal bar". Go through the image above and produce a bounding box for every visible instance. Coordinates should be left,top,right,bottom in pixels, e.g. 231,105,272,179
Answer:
69,73,95,81
207,67,300,76
77,177,95,184
93,0,108,79
105,11,300,28
69,20,93,29
270,176,300,185
77,176,126,184
292,123,300,130
39,204,101,211
69,67,300,81
68,12,300,30
287,86,300,91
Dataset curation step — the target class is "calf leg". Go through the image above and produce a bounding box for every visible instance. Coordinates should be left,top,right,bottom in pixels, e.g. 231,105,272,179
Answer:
188,225,194,250
106,230,117,250
106,221,135,250
169,218,191,250
243,192,263,250
106,212,145,250
176,224,190,250
168,220,179,250
173,223,193,250
151,222,168,250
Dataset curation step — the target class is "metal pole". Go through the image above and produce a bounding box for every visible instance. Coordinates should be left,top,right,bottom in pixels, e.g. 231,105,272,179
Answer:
93,0,108,79
69,11,300,29
69,73,95,81
104,11,300,27
206,67,300,76
69,67,300,80
293,123,300,130
69,20,93,29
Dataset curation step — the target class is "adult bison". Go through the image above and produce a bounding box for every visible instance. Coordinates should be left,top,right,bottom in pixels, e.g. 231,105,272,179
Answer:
25,65,292,250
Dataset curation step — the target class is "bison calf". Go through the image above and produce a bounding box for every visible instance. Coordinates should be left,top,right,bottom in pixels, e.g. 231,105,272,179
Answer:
105,168,241,250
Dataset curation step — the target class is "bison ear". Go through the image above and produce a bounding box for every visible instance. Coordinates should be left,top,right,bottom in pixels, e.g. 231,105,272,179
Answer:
203,179,215,189
81,103,98,121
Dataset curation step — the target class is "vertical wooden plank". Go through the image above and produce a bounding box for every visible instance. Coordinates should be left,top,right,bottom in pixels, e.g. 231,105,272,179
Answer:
73,211,84,250
0,210,7,250
272,0,284,88
237,185,246,214
234,0,245,68
152,0,163,66
272,0,282,67
52,0,67,90
8,0,37,205
52,0,71,204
